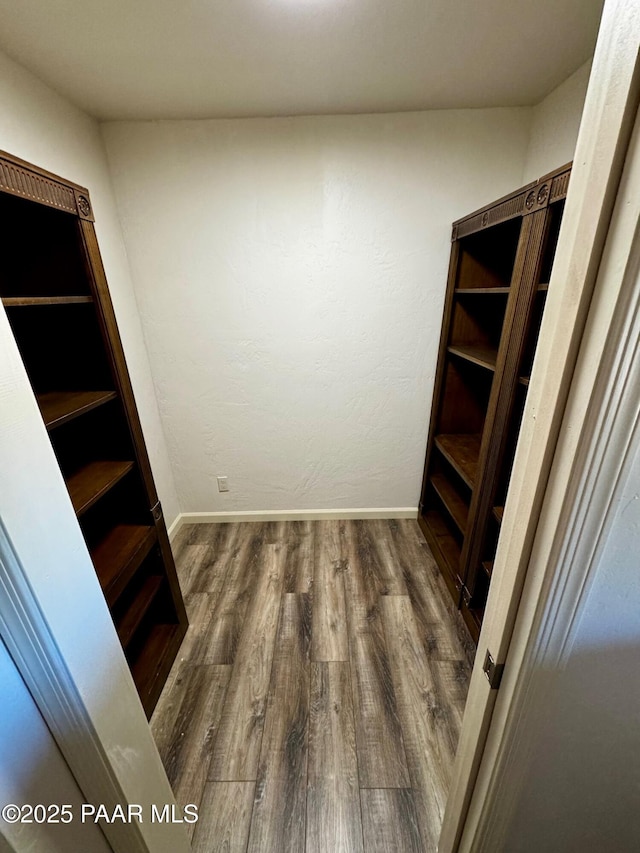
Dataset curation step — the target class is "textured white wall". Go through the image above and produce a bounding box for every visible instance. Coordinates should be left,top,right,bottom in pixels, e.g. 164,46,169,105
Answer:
103,109,530,513
522,61,592,182
0,49,181,527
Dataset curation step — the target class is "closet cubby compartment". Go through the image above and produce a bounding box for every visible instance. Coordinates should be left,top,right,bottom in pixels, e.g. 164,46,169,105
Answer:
3,302,113,393
435,357,493,436
449,291,507,357
0,151,187,717
419,163,572,644
0,193,91,298
455,217,522,291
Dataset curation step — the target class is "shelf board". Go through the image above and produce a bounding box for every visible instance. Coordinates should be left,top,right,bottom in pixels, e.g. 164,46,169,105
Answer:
38,390,117,430
130,623,184,718
493,505,504,524
67,460,134,516
420,510,461,597
92,524,157,607
482,560,494,578
434,433,481,489
448,343,498,372
518,375,530,386
117,576,164,649
538,283,549,292
1,295,93,306
455,287,510,295
430,473,469,534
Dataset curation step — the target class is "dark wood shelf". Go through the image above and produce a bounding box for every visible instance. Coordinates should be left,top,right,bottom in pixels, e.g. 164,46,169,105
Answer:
430,473,469,534
420,164,571,647
2,295,93,306
455,287,510,295
38,389,117,430
420,510,461,597
448,343,498,372
92,524,157,607
130,623,184,715
434,433,481,489
1,149,188,720
67,460,134,516
117,576,164,648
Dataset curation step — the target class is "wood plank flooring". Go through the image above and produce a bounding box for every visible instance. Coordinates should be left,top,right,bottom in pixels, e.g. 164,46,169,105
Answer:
152,519,473,852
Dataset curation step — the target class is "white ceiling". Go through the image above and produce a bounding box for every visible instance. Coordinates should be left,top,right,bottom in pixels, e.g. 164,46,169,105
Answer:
0,0,603,121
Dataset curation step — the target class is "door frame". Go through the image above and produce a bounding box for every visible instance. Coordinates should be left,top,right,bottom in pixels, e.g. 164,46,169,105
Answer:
439,1,640,849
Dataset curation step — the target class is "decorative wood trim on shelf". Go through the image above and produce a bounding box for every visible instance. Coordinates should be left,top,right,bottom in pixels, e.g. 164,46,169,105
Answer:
522,180,551,216
549,170,571,203
0,151,94,221
453,190,529,240
73,189,94,221
0,521,149,853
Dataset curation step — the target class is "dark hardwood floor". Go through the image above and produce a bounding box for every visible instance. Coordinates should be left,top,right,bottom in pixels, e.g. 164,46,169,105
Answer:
151,519,473,852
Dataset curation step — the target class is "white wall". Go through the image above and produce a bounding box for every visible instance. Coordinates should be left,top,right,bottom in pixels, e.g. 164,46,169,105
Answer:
102,109,531,514
522,61,592,182
0,49,181,527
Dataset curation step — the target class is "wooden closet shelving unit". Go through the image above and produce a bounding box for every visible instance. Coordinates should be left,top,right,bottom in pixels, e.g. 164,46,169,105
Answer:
0,151,187,716
419,163,571,643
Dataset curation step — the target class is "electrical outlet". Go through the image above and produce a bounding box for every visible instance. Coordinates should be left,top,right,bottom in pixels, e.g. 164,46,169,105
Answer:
217,476,229,492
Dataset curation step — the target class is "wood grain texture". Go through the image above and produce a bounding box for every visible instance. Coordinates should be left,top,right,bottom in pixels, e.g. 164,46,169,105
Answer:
153,520,472,851
382,595,459,850
433,433,481,488
388,520,470,663
192,781,255,853
209,543,285,781
150,659,190,757
307,662,364,853
187,523,242,595
193,524,265,665
344,521,411,789
247,594,311,852
345,520,392,601
360,789,422,853
164,592,214,671
312,520,349,661
37,389,117,430
156,665,230,837
284,521,315,593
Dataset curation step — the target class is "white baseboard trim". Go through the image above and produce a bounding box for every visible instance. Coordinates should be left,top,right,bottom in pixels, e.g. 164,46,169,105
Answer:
167,514,184,541
169,507,418,540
